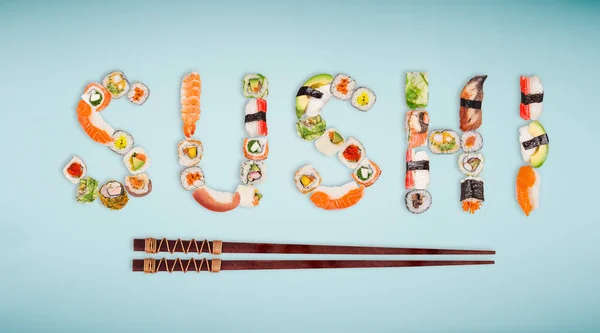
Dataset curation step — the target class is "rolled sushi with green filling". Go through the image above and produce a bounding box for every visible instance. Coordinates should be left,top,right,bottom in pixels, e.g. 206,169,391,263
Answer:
405,72,429,109
99,180,129,210
76,176,99,204
243,74,268,98
296,115,326,141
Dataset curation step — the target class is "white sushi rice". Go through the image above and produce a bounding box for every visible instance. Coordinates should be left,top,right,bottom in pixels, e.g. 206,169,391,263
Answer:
108,130,134,155
458,152,484,177
127,82,150,105
519,125,535,163
122,147,150,175
102,71,130,99
312,182,359,199
527,76,543,121
412,151,430,189
62,156,87,184
240,160,266,185
529,168,541,211
180,166,205,191
330,74,357,100
294,164,322,194
236,185,261,207
338,137,365,169
315,128,346,156
460,131,483,153
305,84,332,117
178,139,203,167
350,87,376,112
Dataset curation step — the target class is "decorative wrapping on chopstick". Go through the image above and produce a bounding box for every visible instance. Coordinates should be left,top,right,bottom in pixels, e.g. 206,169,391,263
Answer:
142,238,222,255
142,258,222,274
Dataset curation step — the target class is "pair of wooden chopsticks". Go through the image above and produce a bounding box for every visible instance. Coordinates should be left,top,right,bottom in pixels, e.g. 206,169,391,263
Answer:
132,238,495,274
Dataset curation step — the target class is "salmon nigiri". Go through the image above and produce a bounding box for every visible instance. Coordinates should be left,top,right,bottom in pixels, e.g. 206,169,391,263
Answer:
516,166,540,216
309,182,365,210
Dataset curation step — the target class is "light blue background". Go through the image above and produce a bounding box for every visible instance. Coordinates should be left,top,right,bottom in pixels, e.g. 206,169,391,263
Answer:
1,0,599,332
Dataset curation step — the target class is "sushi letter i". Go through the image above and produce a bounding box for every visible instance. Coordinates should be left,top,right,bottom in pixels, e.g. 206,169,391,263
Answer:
404,72,432,214
293,73,380,210
516,76,548,216
178,73,269,212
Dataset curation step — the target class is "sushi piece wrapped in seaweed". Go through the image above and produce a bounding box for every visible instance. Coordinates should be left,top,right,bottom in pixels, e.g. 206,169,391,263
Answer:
405,189,431,214
405,72,429,109
461,177,484,214
330,74,357,100
350,87,376,112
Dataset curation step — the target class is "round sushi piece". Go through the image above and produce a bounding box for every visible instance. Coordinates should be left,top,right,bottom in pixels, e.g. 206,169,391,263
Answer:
102,71,130,99
405,189,431,214
127,82,150,105
63,156,87,184
240,160,266,186
99,180,129,210
352,159,382,188
330,74,357,100
180,166,205,191
108,130,134,155
243,74,268,98
236,185,263,207
460,131,483,153
294,164,322,194
178,139,203,167
315,128,346,156
350,87,376,112
124,173,152,197
243,137,269,160
428,129,460,154
81,82,111,111
338,137,365,169
123,147,150,174
76,176,99,204
458,152,484,176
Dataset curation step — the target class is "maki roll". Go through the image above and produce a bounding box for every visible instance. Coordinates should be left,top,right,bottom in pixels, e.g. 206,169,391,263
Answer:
315,128,346,156
516,165,540,216
193,186,241,212
102,71,130,99
405,189,431,214
243,137,269,160
236,185,263,207
458,152,484,177
520,76,543,121
296,74,333,119
350,87,376,112
296,115,326,141
428,130,460,154
76,176,99,204
519,121,549,168
178,139,203,167
99,180,129,210
180,166,205,191
405,72,429,109
81,82,111,111
123,147,150,174
243,74,268,98
460,131,483,153
108,130,134,155
63,156,87,184
405,110,429,148
405,149,430,190
294,164,322,194
330,74,357,100
310,182,365,210
244,98,268,137
352,159,381,187
124,173,152,197
338,137,365,169
461,177,484,214
127,82,150,105
240,160,266,185
459,75,487,132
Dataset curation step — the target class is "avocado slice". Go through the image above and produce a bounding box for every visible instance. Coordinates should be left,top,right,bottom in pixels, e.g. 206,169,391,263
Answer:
132,157,145,170
529,121,548,168
295,74,333,119
330,131,344,145
250,163,260,172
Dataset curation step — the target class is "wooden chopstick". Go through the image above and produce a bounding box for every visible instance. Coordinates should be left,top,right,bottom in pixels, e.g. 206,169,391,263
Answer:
133,238,495,256
133,258,495,274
